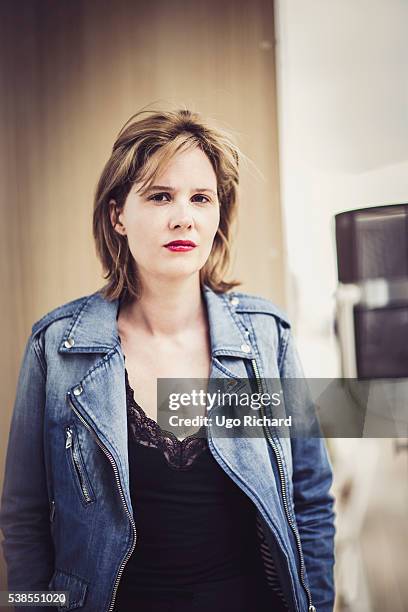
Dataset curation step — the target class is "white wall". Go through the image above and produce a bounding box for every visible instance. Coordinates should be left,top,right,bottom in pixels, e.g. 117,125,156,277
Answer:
274,0,408,377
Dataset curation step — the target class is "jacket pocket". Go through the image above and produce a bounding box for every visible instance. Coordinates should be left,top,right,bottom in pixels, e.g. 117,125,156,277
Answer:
65,424,96,505
48,568,88,610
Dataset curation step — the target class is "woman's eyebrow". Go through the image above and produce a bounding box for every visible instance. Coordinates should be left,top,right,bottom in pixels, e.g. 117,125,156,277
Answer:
145,185,217,196
145,185,174,192
193,188,217,196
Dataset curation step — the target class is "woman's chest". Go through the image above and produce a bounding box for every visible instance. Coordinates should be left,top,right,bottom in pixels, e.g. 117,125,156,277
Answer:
121,336,211,422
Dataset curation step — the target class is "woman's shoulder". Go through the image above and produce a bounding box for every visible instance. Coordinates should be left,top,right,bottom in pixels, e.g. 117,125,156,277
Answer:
26,288,119,360
223,289,291,329
30,290,99,339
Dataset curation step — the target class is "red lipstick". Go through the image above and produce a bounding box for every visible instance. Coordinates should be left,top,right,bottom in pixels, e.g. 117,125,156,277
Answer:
164,240,197,252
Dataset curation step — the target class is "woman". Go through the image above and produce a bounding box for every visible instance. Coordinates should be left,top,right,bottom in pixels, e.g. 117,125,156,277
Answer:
0,109,335,612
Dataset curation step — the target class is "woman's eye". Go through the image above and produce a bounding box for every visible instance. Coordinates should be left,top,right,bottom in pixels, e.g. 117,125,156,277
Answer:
148,193,211,204
192,194,211,203
148,192,171,202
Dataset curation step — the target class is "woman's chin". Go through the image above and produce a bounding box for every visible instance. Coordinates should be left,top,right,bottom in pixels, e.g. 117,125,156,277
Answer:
145,265,202,283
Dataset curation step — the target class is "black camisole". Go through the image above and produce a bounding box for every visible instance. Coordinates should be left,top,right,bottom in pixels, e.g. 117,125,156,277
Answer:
113,369,272,612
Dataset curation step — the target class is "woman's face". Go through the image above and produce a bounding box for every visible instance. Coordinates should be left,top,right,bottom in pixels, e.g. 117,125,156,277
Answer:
110,146,220,285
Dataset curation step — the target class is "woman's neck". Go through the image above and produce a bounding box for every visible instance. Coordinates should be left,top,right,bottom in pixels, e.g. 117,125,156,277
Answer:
119,275,207,338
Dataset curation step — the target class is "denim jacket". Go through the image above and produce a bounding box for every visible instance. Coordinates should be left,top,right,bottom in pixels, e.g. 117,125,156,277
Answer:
0,285,335,612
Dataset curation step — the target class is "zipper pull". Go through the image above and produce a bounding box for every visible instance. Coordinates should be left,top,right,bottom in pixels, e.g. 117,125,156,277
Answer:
50,500,56,522
309,606,317,612
65,427,73,449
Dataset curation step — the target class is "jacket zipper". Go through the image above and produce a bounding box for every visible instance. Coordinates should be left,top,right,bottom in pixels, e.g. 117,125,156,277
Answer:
67,392,137,612
250,358,316,612
65,426,93,504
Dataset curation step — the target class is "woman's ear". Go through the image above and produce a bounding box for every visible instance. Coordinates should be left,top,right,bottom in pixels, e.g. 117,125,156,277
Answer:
109,199,127,236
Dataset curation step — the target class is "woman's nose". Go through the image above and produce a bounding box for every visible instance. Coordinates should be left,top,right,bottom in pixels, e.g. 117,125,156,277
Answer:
168,202,194,230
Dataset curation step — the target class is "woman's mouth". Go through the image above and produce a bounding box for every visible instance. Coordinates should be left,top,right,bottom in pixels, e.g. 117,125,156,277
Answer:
164,240,197,252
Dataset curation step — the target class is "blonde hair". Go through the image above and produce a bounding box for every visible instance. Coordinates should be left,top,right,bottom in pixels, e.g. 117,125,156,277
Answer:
93,108,241,304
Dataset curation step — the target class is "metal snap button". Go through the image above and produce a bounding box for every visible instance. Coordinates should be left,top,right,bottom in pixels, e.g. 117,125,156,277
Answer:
73,384,83,396
64,337,75,348
241,343,251,353
230,297,240,306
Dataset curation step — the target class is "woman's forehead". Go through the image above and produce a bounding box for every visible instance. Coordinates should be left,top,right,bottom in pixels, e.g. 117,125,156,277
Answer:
136,144,217,193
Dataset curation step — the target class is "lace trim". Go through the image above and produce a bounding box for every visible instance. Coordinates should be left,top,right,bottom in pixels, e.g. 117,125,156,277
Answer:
125,368,208,470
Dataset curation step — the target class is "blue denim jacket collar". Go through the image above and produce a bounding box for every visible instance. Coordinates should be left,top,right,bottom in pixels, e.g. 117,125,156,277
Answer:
57,284,255,359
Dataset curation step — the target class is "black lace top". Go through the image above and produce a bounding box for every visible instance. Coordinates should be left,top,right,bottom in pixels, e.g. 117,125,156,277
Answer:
125,368,208,470
114,369,270,611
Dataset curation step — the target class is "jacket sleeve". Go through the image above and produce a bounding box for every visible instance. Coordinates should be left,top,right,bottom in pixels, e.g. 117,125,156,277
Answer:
279,328,336,612
0,331,55,597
